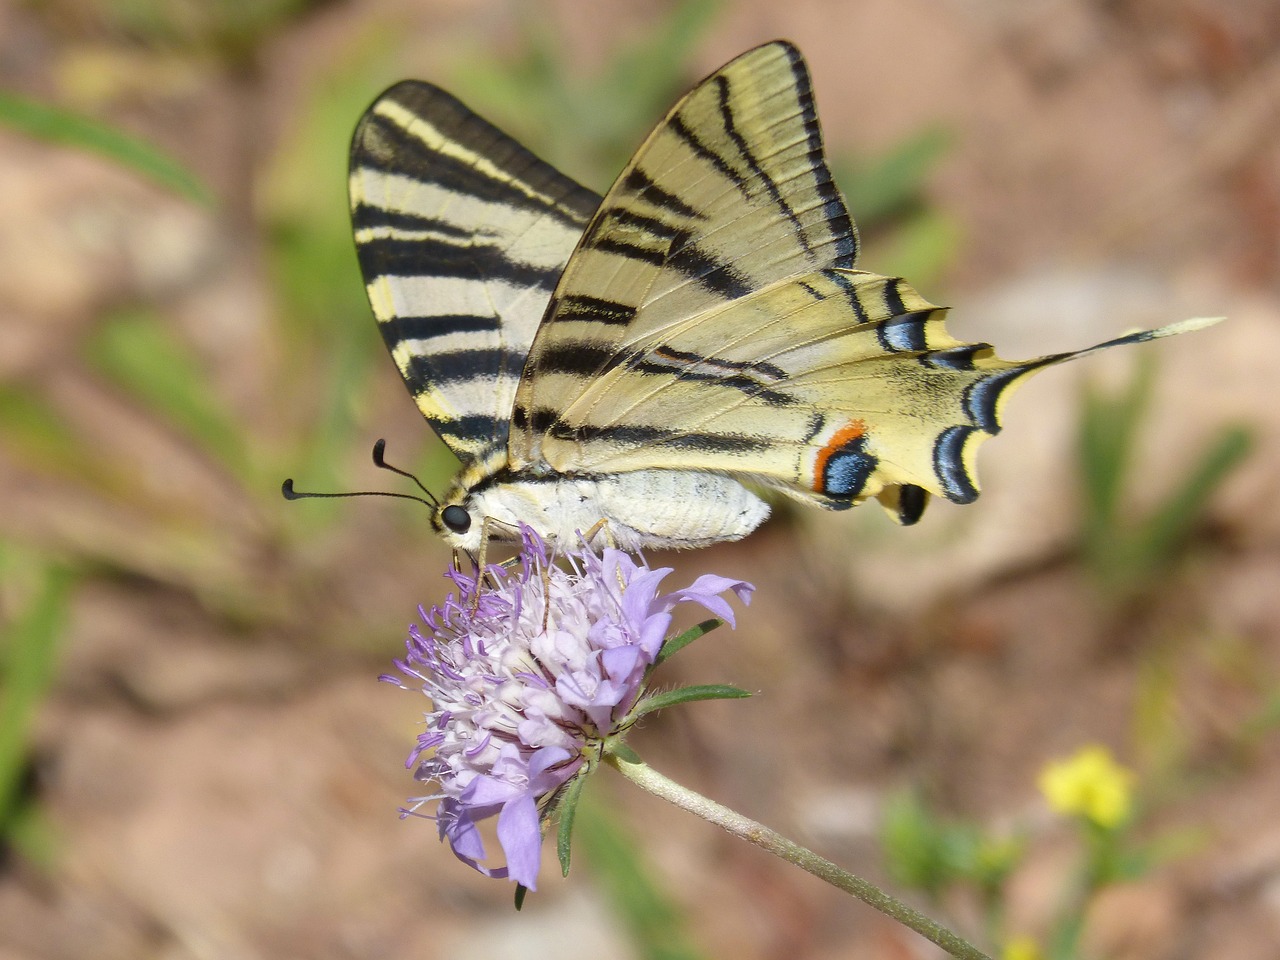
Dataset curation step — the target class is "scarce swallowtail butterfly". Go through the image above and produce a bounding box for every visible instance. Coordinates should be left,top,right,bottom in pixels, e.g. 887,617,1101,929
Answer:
344,40,1218,552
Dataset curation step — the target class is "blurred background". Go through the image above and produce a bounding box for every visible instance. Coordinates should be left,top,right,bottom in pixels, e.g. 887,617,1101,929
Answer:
1,0,1278,957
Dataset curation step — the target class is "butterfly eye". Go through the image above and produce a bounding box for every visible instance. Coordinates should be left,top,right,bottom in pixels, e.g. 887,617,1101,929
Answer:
441,504,471,534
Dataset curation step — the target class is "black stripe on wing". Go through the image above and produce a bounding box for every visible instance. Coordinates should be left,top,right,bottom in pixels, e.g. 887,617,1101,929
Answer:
548,420,771,454
352,88,598,228
713,73,814,260
404,348,527,388
552,295,638,327
381,314,502,342
778,43,857,269
624,166,704,220
356,235,564,290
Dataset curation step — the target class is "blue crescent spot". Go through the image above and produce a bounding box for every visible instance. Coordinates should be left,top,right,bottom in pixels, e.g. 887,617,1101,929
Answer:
822,434,878,498
933,426,978,503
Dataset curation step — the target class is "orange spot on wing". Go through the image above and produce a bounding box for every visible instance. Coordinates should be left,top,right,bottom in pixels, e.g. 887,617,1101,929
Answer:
812,418,867,492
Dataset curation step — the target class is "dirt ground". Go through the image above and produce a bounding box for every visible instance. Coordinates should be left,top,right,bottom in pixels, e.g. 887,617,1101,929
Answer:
2,1,1279,958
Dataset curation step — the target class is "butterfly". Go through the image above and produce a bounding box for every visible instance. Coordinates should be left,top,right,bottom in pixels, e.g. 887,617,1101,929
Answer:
345,40,1217,552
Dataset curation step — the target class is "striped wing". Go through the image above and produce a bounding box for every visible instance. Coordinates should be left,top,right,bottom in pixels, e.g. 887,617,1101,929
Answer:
510,40,856,465
349,81,600,463
527,268,1213,517
505,40,1212,522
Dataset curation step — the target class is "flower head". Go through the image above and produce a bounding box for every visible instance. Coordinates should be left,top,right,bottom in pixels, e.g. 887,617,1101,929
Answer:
1038,745,1134,829
383,526,752,889
1002,936,1044,960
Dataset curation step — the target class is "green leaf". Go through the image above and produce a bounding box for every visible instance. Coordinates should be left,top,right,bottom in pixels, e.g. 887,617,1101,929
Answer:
0,91,210,204
880,789,987,900
0,383,96,478
1076,355,1251,600
555,770,589,877
655,618,722,664
631,684,750,720
448,0,721,188
607,741,642,765
867,208,961,289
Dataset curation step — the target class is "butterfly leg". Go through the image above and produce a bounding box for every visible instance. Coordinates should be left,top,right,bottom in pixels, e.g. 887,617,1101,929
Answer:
578,519,634,593
579,518,616,549
469,516,528,609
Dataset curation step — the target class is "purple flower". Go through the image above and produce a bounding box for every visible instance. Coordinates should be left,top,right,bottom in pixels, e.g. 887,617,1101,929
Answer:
383,526,753,889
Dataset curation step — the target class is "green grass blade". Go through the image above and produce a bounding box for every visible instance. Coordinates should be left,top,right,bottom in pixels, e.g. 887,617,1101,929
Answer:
1077,358,1158,576
0,383,99,479
841,126,949,225
577,792,707,960
84,307,251,482
1131,425,1252,572
0,560,73,835
0,91,211,204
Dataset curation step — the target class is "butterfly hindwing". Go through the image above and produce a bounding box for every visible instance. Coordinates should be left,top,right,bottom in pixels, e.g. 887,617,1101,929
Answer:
349,80,600,464
529,267,1210,513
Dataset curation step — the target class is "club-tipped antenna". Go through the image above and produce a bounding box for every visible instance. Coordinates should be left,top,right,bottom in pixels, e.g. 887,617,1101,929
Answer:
280,478,434,509
371,439,439,505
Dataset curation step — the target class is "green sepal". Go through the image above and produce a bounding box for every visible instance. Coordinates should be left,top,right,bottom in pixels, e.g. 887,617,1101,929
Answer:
606,742,643,765
555,769,589,877
514,884,528,910
655,618,722,664
631,684,751,720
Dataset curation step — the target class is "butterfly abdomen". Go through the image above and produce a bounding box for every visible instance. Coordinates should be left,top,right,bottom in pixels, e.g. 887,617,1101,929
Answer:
450,470,769,551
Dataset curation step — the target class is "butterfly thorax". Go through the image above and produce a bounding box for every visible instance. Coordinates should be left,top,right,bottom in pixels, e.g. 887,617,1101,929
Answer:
434,456,770,552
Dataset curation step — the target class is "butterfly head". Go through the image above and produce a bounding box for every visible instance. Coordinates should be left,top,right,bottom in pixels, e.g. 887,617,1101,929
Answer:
431,488,481,549
429,453,525,551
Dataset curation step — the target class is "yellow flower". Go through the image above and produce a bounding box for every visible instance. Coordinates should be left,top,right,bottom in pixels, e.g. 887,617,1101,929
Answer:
1038,745,1134,828
1002,935,1043,960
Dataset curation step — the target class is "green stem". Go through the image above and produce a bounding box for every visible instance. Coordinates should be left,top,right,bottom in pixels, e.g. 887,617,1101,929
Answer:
606,751,992,960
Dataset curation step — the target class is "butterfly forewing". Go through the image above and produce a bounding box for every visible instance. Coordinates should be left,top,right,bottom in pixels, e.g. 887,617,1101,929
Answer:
510,41,857,467
349,81,600,463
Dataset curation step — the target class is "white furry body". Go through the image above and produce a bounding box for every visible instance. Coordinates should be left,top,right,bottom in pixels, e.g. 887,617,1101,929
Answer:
453,470,770,552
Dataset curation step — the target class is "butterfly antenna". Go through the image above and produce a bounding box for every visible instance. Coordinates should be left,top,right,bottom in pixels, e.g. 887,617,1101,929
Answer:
280,478,435,509
371,439,440,505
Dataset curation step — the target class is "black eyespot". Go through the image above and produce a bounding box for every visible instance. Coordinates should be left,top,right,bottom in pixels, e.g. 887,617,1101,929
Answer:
897,484,928,526
441,505,471,534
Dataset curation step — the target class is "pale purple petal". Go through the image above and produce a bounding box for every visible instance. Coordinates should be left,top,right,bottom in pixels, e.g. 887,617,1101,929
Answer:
665,575,754,626
496,792,542,889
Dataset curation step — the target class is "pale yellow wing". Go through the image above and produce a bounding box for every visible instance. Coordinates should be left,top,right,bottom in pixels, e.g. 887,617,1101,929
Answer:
510,40,856,464
528,267,1217,518
349,80,599,464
